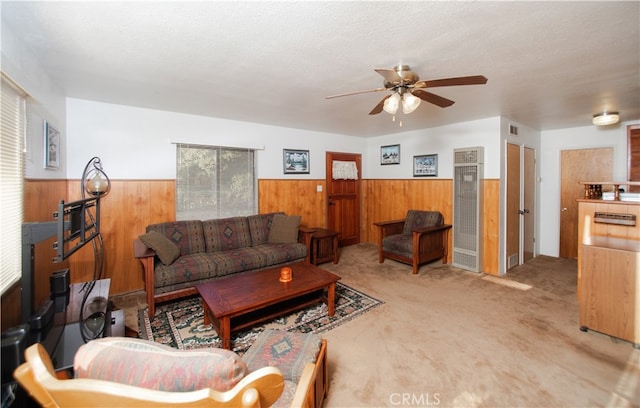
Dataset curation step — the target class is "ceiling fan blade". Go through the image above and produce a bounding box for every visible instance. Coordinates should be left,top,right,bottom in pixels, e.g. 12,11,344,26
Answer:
411,90,455,108
369,95,391,115
414,75,488,88
374,68,402,84
325,87,386,99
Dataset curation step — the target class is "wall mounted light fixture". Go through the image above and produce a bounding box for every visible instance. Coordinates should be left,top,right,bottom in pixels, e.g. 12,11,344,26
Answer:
592,111,620,126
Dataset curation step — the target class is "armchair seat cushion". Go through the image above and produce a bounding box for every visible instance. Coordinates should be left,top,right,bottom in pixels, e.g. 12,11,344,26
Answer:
382,234,414,258
74,337,248,392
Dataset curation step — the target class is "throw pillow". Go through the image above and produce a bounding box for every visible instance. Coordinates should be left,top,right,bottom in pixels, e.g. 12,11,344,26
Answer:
268,214,301,244
139,230,180,265
74,337,248,392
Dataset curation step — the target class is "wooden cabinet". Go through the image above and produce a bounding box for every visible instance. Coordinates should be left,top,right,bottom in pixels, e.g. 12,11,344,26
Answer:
577,197,640,347
579,240,639,345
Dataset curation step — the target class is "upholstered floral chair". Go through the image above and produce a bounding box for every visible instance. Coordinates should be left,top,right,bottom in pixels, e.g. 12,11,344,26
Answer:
375,210,452,274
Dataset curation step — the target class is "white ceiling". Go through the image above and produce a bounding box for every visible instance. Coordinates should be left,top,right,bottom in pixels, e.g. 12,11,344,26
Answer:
2,1,639,137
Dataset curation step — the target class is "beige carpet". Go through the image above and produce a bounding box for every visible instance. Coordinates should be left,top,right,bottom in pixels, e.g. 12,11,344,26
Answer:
317,244,639,408
113,244,639,407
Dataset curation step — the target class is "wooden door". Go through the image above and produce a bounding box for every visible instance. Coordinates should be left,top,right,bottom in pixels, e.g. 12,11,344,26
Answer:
326,152,361,246
506,143,520,270
523,147,535,262
628,125,640,192
506,144,536,270
559,148,613,259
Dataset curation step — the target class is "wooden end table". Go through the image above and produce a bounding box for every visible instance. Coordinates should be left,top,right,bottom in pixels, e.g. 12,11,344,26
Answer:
196,262,341,350
311,228,340,265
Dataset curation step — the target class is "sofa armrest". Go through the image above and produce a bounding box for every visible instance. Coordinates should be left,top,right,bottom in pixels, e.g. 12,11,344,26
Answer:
133,238,156,258
298,227,315,263
133,239,157,317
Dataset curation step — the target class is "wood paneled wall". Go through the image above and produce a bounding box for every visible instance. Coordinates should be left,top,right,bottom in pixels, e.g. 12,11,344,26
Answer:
258,179,327,228
12,176,500,325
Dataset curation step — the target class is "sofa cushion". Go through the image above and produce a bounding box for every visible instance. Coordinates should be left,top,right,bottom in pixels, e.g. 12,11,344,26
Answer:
74,337,247,392
254,243,308,265
202,217,252,252
247,212,284,246
205,247,269,275
268,214,301,244
402,210,444,234
147,221,206,256
139,230,181,266
242,329,321,383
154,253,220,294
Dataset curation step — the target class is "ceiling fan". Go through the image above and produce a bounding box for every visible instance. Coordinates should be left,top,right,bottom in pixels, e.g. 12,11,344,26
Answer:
326,65,487,116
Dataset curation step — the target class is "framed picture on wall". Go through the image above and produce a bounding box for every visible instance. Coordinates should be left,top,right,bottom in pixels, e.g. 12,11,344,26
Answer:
44,120,60,170
413,154,438,177
283,149,310,174
381,144,400,165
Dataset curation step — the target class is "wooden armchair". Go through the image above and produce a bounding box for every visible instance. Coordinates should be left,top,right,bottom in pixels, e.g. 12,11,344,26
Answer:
14,339,321,408
374,210,452,274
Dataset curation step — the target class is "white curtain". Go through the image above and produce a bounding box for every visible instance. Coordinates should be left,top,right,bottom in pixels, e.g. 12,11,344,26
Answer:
332,160,358,180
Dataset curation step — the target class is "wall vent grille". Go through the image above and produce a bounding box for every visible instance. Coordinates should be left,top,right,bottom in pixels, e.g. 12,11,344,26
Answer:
452,147,484,272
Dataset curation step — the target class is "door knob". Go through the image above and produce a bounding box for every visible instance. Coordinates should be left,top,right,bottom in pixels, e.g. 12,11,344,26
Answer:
561,208,568,212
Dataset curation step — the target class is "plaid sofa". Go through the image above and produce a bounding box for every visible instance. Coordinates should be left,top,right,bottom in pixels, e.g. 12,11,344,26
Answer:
135,213,313,317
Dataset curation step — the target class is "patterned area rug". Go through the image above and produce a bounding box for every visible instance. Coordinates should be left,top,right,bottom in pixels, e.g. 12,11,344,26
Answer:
139,282,383,354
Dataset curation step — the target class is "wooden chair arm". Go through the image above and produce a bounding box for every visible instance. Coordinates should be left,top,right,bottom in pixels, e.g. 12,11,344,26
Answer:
289,363,317,408
374,219,405,238
412,224,452,236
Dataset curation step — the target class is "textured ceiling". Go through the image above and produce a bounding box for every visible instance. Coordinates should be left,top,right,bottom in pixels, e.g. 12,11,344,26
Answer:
2,1,639,137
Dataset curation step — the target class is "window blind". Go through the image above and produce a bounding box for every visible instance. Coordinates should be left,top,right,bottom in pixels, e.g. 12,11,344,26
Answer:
0,74,26,294
176,144,257,221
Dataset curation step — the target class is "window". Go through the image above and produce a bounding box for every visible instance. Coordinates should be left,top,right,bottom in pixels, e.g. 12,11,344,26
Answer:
1,74,26,294
176,144,257,220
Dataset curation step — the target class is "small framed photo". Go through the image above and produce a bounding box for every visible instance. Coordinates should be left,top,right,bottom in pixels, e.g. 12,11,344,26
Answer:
413,154,438,177
283,149,310,174
44,120,60,170
381,144,400,165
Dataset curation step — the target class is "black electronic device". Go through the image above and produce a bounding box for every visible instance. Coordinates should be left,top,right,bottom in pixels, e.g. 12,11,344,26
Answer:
50,269,70,296
29,300,54,330
1,325,28,385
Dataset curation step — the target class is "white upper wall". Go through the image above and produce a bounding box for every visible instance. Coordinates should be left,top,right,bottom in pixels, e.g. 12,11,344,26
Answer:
365,117,502,179
66,98,366,180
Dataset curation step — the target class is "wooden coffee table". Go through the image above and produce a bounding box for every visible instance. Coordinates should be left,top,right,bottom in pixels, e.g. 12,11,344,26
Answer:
196,262,341,349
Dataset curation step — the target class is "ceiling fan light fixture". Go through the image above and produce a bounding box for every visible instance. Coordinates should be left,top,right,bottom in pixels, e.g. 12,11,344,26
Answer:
402,92,421,114
592,111,619,126
383,93,401,115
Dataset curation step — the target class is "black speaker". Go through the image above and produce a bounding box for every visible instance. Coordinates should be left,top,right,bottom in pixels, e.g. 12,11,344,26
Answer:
50,269,69,296
1,324,29,385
